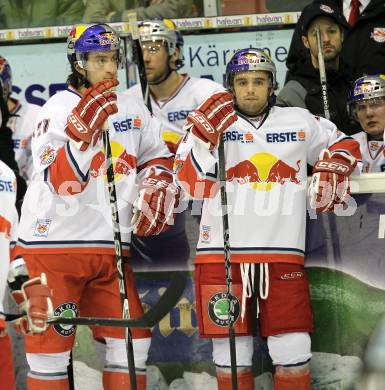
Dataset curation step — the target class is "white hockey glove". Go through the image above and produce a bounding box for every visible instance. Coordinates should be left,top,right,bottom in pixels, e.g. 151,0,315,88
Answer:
7,258,54,334
132,168,181,236
308,149,357,213
186,92,237,150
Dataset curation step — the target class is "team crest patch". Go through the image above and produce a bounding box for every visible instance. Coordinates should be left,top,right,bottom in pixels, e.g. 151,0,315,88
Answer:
33,218,51,237
371,28,385,43
208,292,240,327
369,141,380,152
39,144,57,166
201,225,211,243
53,302,78,337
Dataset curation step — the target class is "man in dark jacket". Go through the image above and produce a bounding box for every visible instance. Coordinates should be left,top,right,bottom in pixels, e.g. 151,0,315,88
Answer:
286,0,385,81
277,2,361,135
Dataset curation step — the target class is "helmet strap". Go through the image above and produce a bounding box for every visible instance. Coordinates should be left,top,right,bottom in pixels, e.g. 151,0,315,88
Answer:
148,57,176,85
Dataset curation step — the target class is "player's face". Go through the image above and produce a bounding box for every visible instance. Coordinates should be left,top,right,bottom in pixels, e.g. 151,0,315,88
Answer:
80,50,119,85
142,40,171,83
302,17,343,64
355,98,385,140
232,71,271,116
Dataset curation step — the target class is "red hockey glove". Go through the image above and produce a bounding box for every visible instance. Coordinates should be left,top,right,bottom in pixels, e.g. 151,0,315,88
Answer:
187,92,237,149
66,79,119,151
11,273,54,335
132,168,181,236
309,149,357,213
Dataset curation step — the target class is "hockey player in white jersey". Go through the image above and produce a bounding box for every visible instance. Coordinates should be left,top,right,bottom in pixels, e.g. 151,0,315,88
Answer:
0,56,41,181
348,74,385,172
175,49,362,390
15,23,180,390
125,19,224,268
0,159,53,390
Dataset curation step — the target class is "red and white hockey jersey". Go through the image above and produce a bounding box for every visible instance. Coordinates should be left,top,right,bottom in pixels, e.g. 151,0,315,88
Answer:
175,106,362,266
8,100,41,181
124,75,224,153
0,161,18,323
15,87,172,257
352,131,385,172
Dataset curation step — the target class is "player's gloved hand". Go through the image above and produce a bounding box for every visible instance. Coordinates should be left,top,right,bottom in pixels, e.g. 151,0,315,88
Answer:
10,273,54,334
186,92,237,149
308,149,357,213
66,79,119,151
8,260,54,334
132,168,181,236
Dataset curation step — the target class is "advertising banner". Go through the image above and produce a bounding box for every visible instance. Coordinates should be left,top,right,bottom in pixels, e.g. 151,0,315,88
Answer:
0,27,293,106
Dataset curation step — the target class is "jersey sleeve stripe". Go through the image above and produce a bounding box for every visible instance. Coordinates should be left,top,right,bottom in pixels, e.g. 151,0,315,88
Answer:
176,153,219,199
66,142,89,182
46,145,87,195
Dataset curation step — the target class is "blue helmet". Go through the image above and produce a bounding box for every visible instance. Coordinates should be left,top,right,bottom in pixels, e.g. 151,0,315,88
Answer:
225,48,277,89
348,75,385,118
67,23,124,69
0,56,12,100
138,19,184,69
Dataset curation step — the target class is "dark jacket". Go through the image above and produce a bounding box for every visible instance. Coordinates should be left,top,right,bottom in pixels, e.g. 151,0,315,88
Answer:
277,59,361,135
287,0,385,81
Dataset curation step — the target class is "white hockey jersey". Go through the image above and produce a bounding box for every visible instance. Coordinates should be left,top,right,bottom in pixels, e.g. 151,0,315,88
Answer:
15,86,172,257
0,161,18,319
8,100,40,181
124,75,224,153
175,107,362,266
352,131,385,172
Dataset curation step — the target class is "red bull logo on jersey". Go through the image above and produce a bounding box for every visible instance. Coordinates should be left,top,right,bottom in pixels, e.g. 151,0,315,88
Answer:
90,141,136,181
266,130,305,143
226,152,301,191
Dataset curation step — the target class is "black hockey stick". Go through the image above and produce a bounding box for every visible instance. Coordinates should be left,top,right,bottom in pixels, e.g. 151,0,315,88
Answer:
2,273,186,326
218,139,238,390
102,124,138,390
128,13,153,114
315,25,343,352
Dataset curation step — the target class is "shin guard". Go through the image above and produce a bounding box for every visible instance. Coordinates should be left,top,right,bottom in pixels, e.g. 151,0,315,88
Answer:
217,369,254,390
274,370,311,390
102,371,146,390
27,376,69,390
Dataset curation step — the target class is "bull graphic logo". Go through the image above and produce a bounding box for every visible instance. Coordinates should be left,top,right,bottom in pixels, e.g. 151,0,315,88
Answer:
90,141,136,181
226,152,301,191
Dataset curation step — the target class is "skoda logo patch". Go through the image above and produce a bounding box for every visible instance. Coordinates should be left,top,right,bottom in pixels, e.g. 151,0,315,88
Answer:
53,302,78,337
208,292,240,327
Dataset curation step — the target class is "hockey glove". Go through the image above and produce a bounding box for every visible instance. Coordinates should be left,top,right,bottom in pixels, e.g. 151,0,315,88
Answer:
66,79,119,151
132,168,181,236
308,149,357,213
8,259,54,334
186,92,237,149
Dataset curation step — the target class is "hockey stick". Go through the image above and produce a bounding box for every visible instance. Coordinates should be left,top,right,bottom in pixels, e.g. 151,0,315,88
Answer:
218,139,238,390
128,13,153,114
316,26,330,121
315,25,343,352
2,273,186,326
102,123,138,390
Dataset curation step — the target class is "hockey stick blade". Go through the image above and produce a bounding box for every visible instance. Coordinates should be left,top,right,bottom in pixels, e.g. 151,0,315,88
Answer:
47,273,186,328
